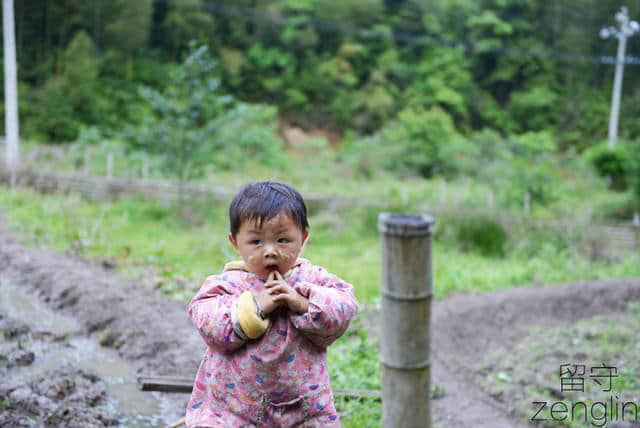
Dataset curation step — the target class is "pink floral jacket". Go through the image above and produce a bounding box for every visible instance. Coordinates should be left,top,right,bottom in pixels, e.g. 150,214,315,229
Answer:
185,258,359,427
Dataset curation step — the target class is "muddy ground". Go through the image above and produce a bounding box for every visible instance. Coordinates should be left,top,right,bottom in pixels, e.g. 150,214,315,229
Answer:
0,313,119,427
1,219,640,427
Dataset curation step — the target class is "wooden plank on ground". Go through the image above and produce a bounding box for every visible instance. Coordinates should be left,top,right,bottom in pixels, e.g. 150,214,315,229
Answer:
137,376,381,400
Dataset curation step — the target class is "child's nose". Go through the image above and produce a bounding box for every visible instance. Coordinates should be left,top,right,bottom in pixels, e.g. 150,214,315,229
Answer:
264,244,277,258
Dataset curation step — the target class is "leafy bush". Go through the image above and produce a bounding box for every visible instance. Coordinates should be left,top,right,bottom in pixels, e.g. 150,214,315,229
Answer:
27,78,79,142
467,130,560,209
503,132,559,207
452,215,508,257
635,170,640,204
342,106,469,179
402,46,472,121
508,85,558,133
209,103,289,172
627,139,640,203
385,106,463,178
585,141,634,191
26,31,103,142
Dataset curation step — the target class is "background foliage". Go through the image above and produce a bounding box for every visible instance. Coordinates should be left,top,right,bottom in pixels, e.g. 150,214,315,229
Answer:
4,0,640,209
10,0,640,141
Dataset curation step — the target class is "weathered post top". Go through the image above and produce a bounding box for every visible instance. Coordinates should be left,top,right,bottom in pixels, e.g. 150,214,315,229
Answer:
378,213,434,237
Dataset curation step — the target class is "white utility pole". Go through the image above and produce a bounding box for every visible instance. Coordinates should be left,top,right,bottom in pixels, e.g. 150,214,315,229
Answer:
3,0,19,181
600,6,639,149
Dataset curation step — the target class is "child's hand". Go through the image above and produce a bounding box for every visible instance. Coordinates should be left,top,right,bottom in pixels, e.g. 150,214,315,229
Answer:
253,286,281,317
264,270,309,315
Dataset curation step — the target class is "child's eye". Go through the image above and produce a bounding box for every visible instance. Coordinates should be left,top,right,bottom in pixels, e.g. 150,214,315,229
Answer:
250,240,261,245
278,238,290,243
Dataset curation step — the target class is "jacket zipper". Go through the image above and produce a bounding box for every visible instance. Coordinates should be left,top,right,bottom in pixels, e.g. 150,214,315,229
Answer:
256,393,268,425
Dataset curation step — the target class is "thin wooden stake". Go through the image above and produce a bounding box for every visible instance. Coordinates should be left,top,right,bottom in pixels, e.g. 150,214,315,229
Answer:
83,149,91,175
438,181,446,206
106,152,113,179
142,154,149,180
487,190,494,210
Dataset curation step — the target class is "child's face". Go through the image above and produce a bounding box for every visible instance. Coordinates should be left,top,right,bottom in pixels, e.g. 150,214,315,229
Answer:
228,214,309,280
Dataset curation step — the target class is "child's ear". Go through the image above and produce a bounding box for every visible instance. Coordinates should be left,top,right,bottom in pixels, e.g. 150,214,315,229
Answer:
301,230,309,248
228,233,238,251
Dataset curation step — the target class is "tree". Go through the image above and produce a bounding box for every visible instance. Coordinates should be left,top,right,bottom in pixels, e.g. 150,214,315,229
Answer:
105,0,153,79
133,43,288,190
135,44,232,191
27,30,101,141
161,0,214,59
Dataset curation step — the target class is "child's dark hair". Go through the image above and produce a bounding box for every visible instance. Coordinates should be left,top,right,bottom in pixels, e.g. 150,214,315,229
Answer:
229,181,309,238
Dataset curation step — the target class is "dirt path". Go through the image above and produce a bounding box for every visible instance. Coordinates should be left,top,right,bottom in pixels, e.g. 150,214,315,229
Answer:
1,220,639,427
362,276,640,427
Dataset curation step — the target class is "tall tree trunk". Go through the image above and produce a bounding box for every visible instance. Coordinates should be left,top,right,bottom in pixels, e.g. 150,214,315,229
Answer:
41,0,50,83
94,1,101,51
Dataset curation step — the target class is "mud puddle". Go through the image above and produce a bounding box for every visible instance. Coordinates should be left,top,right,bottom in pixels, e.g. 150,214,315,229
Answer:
0,280,180,427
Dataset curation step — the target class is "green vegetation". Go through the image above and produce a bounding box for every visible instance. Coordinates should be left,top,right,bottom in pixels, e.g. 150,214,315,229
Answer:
130,43,288,185
13,1,640,209
15,1,640,147
329,327,381,427
478,304,640,427
2,184,639,304
14,3,640,216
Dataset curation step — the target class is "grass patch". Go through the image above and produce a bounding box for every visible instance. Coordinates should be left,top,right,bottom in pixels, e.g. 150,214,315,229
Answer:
328,327,381,427
2,186,640,303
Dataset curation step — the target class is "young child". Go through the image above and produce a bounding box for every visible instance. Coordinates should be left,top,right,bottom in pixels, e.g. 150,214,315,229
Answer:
185,181,359,427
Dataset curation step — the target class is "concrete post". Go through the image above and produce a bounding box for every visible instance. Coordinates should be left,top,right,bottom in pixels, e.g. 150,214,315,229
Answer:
378,213,434,428
600,6,640,149
3,0,20,183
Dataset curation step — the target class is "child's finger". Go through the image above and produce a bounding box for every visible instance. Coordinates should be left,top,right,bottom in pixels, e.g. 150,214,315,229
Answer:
267,284,286,294
267,284,290,295
265,278,287,288
264,280,281,288
272,293,291,303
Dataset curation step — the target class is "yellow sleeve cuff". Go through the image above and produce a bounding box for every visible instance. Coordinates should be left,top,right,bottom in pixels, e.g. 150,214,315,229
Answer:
236,291,270,339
